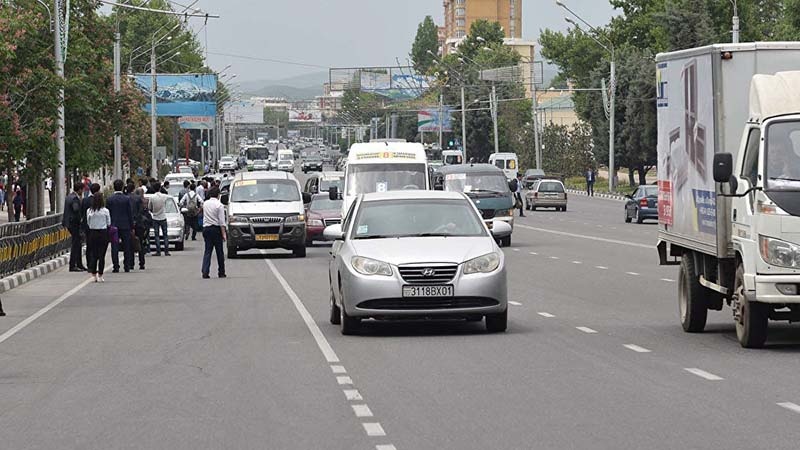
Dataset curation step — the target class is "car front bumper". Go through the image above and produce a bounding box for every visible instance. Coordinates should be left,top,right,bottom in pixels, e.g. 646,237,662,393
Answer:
228,222,306,250
753,274,800,304
148,226,184,246
341,263,507,318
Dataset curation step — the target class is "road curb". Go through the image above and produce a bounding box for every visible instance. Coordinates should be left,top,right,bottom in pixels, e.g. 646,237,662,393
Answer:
0,252,69,295
566,189,626,202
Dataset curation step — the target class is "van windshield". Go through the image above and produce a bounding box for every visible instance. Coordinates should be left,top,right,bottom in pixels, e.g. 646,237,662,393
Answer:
231,180,300,202
346,163,427,196
766,121,800,190
279,153,294,161
445,154,462,165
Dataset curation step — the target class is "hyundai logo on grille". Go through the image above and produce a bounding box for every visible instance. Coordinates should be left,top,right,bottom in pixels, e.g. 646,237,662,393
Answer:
421,268,436,277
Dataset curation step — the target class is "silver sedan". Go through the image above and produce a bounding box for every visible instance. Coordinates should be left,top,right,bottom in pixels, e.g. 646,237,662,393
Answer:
325,190,510,335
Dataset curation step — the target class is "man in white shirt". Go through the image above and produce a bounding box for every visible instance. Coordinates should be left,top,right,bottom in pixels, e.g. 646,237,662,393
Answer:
196,181,206,201
149,182,171,256
201,186,226,279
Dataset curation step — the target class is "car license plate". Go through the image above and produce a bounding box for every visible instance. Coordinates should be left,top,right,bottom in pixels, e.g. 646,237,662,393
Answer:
402,285,454,298
255,234,279,241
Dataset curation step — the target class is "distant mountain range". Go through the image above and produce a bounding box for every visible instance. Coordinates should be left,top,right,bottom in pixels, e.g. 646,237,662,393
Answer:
238,71,329,100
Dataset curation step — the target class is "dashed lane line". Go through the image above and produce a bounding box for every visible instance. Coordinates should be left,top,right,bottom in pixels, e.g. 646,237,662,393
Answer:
331,365,347,374
377,445,398,450
661,278,676,283
576,326,599,334
777,402,800,414
512,248,520,252
344,389,363,401
684,368,724,381
537,312,555,318
515,224,652,249
626,272,640,276
572,261,582,264
363,423,387,437
529,252,538,255
352,404,374,418
596,266,609,270
549,256,560,260
336,376,353,385
623,344,652,353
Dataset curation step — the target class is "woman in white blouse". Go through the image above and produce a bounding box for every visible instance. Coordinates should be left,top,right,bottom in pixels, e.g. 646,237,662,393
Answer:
86,192,111,282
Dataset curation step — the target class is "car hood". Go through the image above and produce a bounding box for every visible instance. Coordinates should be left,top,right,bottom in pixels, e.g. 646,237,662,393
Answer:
350,236,495,265
229,201,303,216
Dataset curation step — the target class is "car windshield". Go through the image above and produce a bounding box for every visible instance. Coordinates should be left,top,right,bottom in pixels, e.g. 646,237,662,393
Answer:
346,163,427,196
167,185,183,197
352,199,486,239
766,121,800,190
310,197,342,211
320,178,343,192
443,172,509,193
164,198,178,214
231,179,300,202
254,160,266,165
538,182,565,193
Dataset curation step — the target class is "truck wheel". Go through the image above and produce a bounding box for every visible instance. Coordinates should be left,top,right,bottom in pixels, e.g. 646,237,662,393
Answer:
734,264,769,348
679,256,707,332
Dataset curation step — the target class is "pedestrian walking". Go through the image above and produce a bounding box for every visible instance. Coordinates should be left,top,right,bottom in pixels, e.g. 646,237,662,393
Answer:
107,180,134,273
179,183,202,241
149,182,171,257
196,180,206,201
178,180,189,203
512,173,525,217
130,185,148,270
12,184,24,222
0,178,5,211
86,192,111,283
586,167,596,197
80,183,101,268
201,187,226,279
62,182,86,272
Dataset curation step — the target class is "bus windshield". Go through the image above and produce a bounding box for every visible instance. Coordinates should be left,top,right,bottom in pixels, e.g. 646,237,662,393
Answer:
346,163,427,196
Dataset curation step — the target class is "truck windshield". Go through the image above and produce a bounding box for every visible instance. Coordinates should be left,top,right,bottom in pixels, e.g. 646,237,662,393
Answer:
444,172,509,193
766,121,800,190
346,163,427,196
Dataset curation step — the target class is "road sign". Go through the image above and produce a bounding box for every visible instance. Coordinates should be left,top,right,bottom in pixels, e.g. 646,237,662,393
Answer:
155,146,167,160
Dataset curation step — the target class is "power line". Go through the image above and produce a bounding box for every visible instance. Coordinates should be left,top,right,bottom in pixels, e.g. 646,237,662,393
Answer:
205,51,328,69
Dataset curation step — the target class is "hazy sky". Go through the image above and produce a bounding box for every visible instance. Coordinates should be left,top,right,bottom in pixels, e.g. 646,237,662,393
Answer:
177,0,617,82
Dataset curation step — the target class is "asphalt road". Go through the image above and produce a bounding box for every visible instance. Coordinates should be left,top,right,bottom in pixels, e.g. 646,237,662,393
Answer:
2,167,800,449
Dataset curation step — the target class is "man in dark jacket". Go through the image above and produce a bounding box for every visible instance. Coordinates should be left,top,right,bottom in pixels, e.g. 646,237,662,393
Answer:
62,182,85,272
107,179,134,273
130,184,148,270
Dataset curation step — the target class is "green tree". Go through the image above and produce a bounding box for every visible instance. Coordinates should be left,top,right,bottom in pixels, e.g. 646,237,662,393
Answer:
410,16,439,74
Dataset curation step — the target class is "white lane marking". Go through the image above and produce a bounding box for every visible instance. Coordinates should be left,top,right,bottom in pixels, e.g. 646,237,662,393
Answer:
516,224,652,249
623,344,652,353
331,365,347,374
596,266,609,270
684,368,724,381
266,259,340,363
661,278,676,283
363,422,387,437
352,404,374,417
512,248,520,252
576,326,598,334
537,312,555,318
549,256,560,260
376,445,397,450
626,272,640,276
777,402,800,414
572,261,582,264
0,277,94,346
529,252,538,255
344,389,363,401
337,376,353,385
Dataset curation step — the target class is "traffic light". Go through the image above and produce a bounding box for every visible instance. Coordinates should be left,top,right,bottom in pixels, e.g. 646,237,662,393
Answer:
448,140,454,148
202,139,208,147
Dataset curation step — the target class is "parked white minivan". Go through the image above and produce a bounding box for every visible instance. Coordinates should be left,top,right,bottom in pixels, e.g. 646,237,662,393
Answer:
488,152,519,180
223,171,310,258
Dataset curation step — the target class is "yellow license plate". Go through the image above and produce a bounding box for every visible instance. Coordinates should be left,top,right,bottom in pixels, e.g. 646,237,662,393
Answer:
255,234,279,241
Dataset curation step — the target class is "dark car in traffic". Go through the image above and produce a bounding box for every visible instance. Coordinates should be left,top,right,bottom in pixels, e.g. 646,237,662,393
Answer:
302,157,323,173
305,194,343,245
624,185,659,224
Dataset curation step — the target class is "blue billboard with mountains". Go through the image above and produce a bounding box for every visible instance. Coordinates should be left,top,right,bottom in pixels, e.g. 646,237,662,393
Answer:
135,73,217,117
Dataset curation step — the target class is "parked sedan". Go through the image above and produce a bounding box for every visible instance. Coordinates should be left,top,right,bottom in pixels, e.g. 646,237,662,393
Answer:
145,194,185,251
624,185,659,224
305,194,343,245
525,179,568,211
325,190,510,335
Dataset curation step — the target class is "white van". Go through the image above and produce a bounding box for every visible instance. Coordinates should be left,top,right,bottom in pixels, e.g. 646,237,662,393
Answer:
333,142,428,215
489,152,519,180
442,150,464,165
277,149,295,172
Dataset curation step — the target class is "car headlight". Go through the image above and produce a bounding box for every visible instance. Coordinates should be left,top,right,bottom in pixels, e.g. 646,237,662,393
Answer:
351,256,393,276
463,252,501,274
285,214,305,223
168,219,181,228
760,235,800,268
308,219,324,227
229,215,249,225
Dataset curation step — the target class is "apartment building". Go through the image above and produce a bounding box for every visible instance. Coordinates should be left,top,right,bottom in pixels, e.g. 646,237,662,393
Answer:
443,0,522,43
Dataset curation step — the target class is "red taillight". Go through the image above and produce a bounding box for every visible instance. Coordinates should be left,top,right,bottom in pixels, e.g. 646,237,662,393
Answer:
639,198,648,208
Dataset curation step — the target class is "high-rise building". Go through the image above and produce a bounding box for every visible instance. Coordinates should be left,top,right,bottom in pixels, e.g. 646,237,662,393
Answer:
443,0,522,44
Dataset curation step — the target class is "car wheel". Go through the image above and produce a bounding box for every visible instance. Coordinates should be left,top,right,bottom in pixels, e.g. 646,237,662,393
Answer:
561,206,567,212
485,309,507,332
635,208,644,224
175,241,184,251
500,236,511,247
531,206,537,211
678,256,707,333
339,286,360,335
734,264,769,348
624,208,632,223
293,245,307,258
227,245,238,259
329,284,341,325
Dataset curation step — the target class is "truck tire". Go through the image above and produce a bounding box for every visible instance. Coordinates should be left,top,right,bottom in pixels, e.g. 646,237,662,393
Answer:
679,256,707,332
734,264,769,348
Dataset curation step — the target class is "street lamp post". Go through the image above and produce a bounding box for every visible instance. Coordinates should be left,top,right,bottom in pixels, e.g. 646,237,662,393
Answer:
558,1,617,190
731,0,740,43
54,0,66,213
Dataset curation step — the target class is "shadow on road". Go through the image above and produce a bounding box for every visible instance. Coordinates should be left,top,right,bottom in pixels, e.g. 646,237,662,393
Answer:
336,319,533,338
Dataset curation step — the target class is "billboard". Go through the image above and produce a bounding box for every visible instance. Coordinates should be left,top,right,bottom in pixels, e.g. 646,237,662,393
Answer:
135,73,217,117
289,109,322,123
224,100,264,124
418,108,453,132
330,67,433,101
178,116,214,130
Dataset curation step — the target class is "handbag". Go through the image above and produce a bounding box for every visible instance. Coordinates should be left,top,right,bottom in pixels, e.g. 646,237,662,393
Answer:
108,225,119,245
131,234,142,252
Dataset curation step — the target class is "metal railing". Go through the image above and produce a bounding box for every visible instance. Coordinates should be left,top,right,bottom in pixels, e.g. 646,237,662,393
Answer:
0,214,70,279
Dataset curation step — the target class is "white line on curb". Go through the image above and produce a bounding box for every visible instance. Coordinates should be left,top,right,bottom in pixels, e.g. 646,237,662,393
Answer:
684,368,724,381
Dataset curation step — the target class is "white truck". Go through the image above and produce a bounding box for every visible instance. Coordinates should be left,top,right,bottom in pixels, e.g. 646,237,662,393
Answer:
656,42,800,348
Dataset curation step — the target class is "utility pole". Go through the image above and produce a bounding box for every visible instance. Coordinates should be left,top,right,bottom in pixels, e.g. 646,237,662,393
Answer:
731,0,740,43
113,27,122,180
491,84,499,154
54,0,66,212
609,59,616,191
150,40,158,178
390,113,398,139
531,64,541,170
461,86,467,161
438,93,443,150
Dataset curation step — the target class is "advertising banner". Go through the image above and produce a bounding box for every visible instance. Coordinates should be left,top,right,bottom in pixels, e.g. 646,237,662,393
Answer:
178,116,214,130
224,100,264,124
135,73,217,117
289,109,322,123
418,108,453,132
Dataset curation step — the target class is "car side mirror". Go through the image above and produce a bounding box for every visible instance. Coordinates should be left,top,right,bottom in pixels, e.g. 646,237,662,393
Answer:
329,186,339,201
220,193,229,205
713,153,734,183
181,208,188,214
302,192,312,204
490,220,512,238
323,224,344,241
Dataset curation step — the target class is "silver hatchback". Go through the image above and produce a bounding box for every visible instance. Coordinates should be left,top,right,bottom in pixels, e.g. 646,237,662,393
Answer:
325,191,510,335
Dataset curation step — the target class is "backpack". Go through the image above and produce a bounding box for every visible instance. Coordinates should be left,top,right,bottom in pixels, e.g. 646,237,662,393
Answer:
508,178,519,193
185,192,199,217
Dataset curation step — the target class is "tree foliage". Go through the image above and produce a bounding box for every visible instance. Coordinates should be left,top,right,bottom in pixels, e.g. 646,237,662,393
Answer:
410,16,439,74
